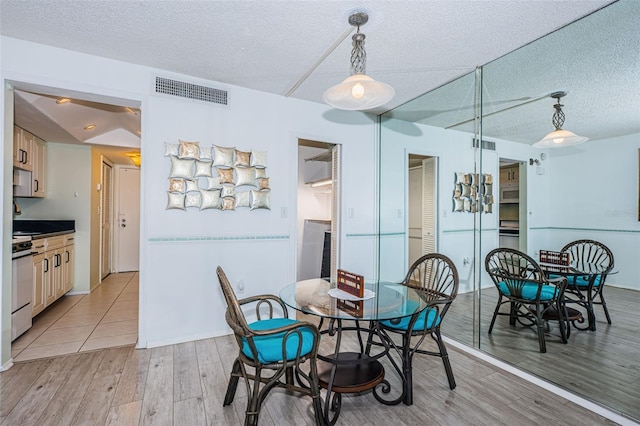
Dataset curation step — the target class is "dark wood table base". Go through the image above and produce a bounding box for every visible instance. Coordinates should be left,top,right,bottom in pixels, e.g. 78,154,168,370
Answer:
317,352,385,393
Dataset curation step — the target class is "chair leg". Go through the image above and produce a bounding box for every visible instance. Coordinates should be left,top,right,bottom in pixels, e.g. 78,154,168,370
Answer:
433,329,456,390
536,312,547,353
599,290,613,324
224,358,242,406
488,300,501,334
402,334,414,406
245,365,264,426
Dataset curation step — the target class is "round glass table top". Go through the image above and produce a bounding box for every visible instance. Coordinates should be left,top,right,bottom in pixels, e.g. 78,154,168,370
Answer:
279,278,428,321
540,261,617,276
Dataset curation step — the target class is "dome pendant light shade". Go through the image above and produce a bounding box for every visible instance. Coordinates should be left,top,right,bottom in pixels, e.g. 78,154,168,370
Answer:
323,12,394,111
533,91,588,148
323,74,395,111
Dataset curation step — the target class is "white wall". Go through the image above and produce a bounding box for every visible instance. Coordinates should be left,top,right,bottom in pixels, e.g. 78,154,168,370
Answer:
539,133,640,290
0,36,378,365
15,143,92,292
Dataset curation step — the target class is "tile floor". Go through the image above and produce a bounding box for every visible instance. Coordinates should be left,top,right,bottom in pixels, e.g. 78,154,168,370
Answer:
11,272,138,362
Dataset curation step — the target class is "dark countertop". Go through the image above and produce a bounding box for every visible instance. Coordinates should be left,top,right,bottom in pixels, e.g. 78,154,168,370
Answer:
13,220,75,238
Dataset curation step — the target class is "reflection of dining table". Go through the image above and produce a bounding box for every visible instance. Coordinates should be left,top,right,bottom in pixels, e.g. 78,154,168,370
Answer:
540,262,617,331
279,278,428,425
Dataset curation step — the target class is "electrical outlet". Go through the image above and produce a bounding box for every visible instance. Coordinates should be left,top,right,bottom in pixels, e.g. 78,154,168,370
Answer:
237,280,245,294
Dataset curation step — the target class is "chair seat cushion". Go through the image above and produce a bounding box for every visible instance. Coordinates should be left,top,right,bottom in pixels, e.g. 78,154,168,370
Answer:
498,281,558,301
380,307,441,331
549,274,602,288
243,318,315,364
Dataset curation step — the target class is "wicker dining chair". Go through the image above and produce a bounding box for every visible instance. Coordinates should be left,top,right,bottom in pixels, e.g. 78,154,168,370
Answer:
485,248,569,353
366,253,459,405
560,240,614,330
216,266,324,426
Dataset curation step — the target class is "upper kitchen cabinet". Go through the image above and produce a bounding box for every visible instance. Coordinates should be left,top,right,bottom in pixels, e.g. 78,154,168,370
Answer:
31,136,46,197
499,164,519,186
13,125,33,171
13,126,47,198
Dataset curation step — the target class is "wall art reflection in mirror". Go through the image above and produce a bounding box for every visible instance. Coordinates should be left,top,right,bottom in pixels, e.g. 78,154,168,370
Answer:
452,172,493,213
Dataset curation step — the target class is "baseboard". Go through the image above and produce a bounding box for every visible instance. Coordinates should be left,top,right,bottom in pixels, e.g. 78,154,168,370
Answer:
0,358,14,372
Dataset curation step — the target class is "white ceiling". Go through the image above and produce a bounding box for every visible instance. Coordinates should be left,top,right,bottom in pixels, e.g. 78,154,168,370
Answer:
2,0,633,163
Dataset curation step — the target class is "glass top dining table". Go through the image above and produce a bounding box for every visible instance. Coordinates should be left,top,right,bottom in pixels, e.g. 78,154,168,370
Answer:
279,278,429,322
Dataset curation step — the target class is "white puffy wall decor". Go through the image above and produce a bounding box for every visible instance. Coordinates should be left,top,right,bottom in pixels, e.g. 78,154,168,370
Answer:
166,140,270,211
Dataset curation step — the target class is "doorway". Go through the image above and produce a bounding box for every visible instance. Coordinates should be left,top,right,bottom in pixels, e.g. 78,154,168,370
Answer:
498,158,525,250
408,154,437,266
5,82,142,360
297,139,340,282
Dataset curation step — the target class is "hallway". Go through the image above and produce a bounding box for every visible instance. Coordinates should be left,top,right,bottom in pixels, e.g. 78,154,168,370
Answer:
11,273,138,362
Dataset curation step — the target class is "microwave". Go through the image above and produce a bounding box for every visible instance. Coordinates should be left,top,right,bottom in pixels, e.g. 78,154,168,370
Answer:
499,186,519,203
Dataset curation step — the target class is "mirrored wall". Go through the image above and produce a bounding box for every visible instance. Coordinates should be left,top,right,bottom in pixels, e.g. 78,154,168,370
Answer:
378,1,640,421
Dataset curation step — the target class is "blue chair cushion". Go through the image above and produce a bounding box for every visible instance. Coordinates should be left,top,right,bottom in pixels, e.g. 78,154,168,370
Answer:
242,318,315,364
573,275,602,288
549,274,602,288
380,307,441,331
498,281,558,301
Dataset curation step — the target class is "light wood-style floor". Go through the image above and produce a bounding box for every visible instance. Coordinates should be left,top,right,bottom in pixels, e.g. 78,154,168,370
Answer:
445,285,640,423
1,317,621,425
11,273,138,362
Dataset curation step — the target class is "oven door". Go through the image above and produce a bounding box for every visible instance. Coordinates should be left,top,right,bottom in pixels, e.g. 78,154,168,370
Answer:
12,252,33,340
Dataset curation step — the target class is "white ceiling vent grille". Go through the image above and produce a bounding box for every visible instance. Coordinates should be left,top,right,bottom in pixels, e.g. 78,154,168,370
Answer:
472,138,496,151
155,76,228,105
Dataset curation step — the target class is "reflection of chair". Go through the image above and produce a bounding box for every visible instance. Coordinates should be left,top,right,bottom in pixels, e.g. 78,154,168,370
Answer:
366,253,459,405
216,267,324,426
485,248,568,353
560,240,614,330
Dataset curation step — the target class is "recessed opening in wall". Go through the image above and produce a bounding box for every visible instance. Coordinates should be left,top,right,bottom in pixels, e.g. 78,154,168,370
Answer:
498,158,526,251
297,139,340,282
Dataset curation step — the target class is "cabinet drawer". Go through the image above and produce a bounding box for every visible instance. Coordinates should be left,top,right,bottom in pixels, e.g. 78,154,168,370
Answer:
64,234,75,245
45,236,65,251
32,238,47,254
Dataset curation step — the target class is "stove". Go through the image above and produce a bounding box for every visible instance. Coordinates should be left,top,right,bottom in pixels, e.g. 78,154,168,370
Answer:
12,235,33,259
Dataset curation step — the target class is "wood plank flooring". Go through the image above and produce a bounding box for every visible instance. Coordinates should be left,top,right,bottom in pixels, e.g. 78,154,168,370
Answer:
1,322,624,425
445,285,640,424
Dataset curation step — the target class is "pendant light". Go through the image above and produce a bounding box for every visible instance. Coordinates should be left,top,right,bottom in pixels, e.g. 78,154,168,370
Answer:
533,91,588,148
323,12,394,111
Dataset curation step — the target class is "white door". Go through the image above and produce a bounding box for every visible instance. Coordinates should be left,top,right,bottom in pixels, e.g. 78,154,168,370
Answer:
115,167,140,272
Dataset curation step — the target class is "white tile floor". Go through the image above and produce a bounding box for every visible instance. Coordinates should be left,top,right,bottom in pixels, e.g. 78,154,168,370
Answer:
11,272,138,362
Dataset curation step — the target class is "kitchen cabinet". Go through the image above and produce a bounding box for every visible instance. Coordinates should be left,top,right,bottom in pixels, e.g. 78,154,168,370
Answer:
63,234,75,293
13,126,47,197
32,251,46,317
13,125,34,171
31,233,74,317
499,164,519,186
31,136,46,197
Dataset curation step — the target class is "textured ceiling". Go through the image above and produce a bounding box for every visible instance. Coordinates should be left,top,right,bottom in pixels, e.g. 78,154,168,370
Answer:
2,0,633,163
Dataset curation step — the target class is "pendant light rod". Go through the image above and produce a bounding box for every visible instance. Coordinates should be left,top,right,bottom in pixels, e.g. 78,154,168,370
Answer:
284,26,355,97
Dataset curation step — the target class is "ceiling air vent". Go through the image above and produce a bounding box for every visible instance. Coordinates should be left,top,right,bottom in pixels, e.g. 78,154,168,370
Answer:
472,138,496,151
155,76,228,105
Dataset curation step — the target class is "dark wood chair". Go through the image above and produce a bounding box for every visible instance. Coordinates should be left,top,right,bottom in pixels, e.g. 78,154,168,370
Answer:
216,266,324,425
560,239,614,330
485,248,568,353
366,253,459,405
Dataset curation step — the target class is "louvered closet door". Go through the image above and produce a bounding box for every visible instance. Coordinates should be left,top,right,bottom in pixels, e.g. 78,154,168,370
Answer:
422,157,436,255
330,145,341,283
